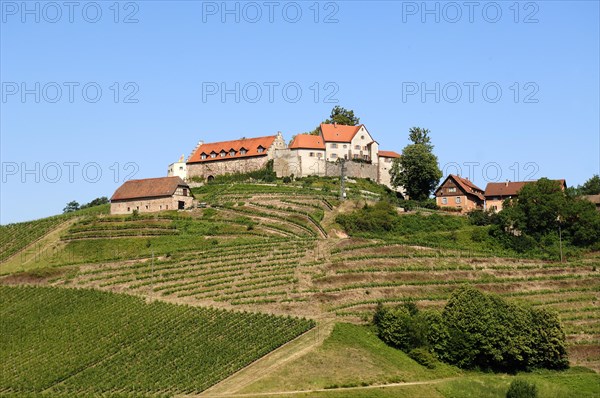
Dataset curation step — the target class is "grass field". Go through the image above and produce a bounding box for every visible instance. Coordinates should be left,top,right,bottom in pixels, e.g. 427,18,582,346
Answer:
0,285,314,396
237,323,599,398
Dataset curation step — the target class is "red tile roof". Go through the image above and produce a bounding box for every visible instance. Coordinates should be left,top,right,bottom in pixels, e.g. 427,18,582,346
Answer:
485,179,566,198
111,177,189,201
378,150,401,158
320,123,362,143
436,174,485,201
289,134,325,150
188,135,276,163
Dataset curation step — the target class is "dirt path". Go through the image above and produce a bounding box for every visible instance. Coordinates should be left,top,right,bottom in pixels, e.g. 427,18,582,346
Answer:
196,378,455,397
195,319,335,397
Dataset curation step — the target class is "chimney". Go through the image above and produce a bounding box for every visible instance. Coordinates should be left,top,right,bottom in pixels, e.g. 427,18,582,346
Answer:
505,180,509,187
333,121,337,127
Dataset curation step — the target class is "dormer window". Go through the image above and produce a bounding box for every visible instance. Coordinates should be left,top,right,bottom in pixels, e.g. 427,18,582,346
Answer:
210,152,216,158
257,146,265,153
229,149,236,157
220,150,226,157
201,153,207,160
240,148,247,155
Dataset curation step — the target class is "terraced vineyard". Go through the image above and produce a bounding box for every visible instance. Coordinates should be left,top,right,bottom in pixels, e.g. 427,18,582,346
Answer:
0,205,109,263
2,180,600,381
0,285,314,396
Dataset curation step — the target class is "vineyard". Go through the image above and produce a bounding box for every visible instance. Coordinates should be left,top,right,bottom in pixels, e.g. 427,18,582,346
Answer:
1,179,599,395
0,285,314,396
0,205,109,264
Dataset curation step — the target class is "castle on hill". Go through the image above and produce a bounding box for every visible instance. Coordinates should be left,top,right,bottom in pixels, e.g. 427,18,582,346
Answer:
168,123,403,192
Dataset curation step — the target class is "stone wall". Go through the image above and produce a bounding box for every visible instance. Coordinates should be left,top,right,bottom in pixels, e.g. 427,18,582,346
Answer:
187,156,269,180
325,161,378,181
110,194,195,215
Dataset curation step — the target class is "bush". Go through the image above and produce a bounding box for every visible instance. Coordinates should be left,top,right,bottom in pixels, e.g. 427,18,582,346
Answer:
506,379,538,398
438,287,568,372
374,287,568,373
282,176,292,183
408,348,437,369
468,209,493,226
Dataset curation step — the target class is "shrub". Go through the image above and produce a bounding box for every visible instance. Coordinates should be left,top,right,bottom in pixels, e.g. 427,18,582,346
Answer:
438,287,568,372
374,287,568,373
468,209,493,226
282,176,292,183
408,348,437,369
506,379,538,398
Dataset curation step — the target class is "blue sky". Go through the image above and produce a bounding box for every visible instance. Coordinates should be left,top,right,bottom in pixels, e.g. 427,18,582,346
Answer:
1,0,599,224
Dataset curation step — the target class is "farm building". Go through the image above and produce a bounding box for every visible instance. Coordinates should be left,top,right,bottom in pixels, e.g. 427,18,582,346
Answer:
186,133,287,181
435,174,485,212
484,179,567,212
582,194,600,211
110,176,194,215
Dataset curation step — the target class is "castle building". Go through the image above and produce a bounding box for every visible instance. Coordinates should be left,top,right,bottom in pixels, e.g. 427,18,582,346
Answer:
185,132,287,181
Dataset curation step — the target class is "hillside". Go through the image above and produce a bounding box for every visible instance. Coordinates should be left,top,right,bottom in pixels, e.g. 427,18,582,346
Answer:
1,178,599,396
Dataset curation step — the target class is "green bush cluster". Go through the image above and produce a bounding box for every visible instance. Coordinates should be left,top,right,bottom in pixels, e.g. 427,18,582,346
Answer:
492,178,600,252
335,201,466,236
373,287,569,373
506,379,538,398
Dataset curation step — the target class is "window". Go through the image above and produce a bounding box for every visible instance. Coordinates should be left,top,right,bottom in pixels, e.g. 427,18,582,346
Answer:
240,148,247,155
363,146,368,151
179,166,183,170
331,143,338,149
353,154,359,159
160,205,162,210
385,158,391,163
229,150,236,156
331,153,338,159
145,205,149,210
355,145,360,150
442,198,448,205
127,207,130,211
201,153,207,160
136,206,139,210
210,152,216,158
166,205,168,209
448,187,457,193
257,146,265,153
455,197,462,204
360,135,365,139
309,152,314,157
343,144,347,149
220,151,226,157
183,188,188,196
317,153,322,158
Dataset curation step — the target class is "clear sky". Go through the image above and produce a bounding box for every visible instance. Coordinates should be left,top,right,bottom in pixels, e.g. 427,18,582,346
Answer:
1,0,599,224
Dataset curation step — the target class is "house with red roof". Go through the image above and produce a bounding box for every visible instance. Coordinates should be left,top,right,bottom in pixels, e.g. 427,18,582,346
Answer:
287,134,327,176
185,132,286,181
434,174,485,212
110,176,194,214
484,179,567,212
319,123,379,163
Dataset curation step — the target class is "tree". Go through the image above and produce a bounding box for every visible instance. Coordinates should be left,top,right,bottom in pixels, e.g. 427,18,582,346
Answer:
494,178,600,248
325,105,360,126
390,128,442,200
579,175,600,195
63,201,80,213
305,106,361,136
408,127,433,150
80,197,109,209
